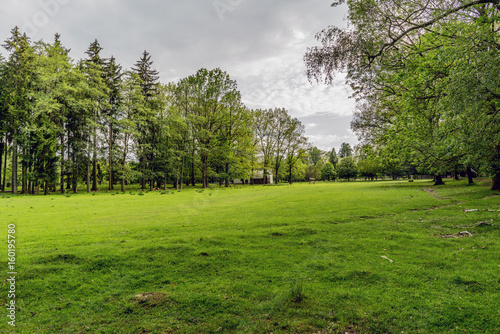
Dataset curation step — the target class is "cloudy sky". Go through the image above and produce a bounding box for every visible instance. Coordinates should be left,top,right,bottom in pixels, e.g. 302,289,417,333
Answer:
0,0,357,151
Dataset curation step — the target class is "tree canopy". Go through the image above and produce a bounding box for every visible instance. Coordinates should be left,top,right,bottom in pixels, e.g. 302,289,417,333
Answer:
305,1,500,189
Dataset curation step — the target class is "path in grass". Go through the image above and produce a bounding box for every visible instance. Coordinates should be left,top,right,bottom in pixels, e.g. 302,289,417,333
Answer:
1,180,499,333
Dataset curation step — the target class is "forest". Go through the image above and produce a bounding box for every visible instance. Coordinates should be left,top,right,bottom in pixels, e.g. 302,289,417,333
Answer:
0,27,414,196
305,0,500,190
0,27,327,195
2,1,500,195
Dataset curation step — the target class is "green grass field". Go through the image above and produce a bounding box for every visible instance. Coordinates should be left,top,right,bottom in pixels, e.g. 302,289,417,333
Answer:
1,180,499,333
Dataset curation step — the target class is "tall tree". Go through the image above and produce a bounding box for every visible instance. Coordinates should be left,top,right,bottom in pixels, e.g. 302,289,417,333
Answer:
285,119,307,184
2,27,37,194
253,109,276,184
81,39,109,192
329,147,338,167
30,34,74,194
132,50,161,190
186,68,241,188
338,142,353,158
0,54,7,191
102,56,123,190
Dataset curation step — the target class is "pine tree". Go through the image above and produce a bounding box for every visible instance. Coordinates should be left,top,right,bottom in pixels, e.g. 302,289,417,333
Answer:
81,39,109,192
2,27,37,194
132,51,161,190
103,56,123,190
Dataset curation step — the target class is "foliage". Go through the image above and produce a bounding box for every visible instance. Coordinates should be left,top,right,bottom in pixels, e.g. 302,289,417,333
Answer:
338,142,353,158
337,156,358,181
320,161,337,181
305,1,500,189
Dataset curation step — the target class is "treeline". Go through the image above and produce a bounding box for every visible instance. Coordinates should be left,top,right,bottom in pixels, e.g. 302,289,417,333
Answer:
305,1,500,190
0,27,329,194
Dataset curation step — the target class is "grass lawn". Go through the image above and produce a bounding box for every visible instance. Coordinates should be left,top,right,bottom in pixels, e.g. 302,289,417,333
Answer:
1,180,499,333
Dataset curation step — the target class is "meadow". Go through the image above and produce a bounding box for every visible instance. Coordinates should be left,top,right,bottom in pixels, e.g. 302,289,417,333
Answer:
0,180,499,333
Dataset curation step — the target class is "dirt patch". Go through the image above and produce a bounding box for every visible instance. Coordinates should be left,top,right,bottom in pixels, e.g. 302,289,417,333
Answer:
412,202,464,213
423,187,445,200
133,292,170,307
435,231,473,238
315,325,361,334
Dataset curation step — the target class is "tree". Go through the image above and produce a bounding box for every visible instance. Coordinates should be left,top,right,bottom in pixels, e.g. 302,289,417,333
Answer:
337,157,358,181
284,119,307,184
305,1,500,189
187,68,242,188
132,50,161,190
338,142,352,158
81,39,109,192
321,162,337,181
120,72,144,192
30,34,75,194
309,146,322,166
2,27,37,194
253,109,276,184
0,53,8,191
329,147,338,167
102,56,123,191
356,145,383,181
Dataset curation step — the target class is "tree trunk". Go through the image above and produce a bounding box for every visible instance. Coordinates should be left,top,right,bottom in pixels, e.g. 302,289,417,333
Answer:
225,162,230,187
12,136,18,194
21,148,27,194
466,166,474,184
264,166,268,185
434,175,445,186
180,153,185,190
454,166,460,181
2,138,8,191
288,166,293,185
44,180,49,195
150,160,154,191
164,136,169,191
164,160,168,191
28,164,33,194
202,155,208,188
0,137,3,190
109,124,114,191
72,150,78,194
121,143,127,193
141,156,146,190
66,142,71,190
191,137,196,187
92,112,98,192
492,171,500,191
87,141,91,193
60,134,65,193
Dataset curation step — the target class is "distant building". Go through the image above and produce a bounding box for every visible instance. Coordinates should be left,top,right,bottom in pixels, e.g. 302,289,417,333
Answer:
234,170,273,185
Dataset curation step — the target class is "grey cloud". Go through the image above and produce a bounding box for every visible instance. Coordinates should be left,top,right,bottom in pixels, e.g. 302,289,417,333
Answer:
0,0,354,149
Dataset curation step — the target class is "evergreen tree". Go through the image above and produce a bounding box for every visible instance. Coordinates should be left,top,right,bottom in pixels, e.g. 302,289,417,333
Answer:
0,54,7,191
81,39,109,192
132,50,161,190
2,27,37,194
102,56,123,190
30,34,75,194
338,142,353,158
329,147,338,167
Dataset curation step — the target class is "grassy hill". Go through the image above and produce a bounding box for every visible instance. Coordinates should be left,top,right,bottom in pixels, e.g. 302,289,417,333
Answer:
1,180,499,333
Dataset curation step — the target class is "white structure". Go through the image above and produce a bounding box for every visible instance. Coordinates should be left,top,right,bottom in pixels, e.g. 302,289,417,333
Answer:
234,170,273,185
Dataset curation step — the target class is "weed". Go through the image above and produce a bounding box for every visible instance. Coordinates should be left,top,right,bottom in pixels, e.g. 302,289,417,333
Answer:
290,279,305,303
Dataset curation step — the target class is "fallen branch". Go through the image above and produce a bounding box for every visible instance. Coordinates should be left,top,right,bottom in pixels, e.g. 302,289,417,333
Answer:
381,256,394,263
